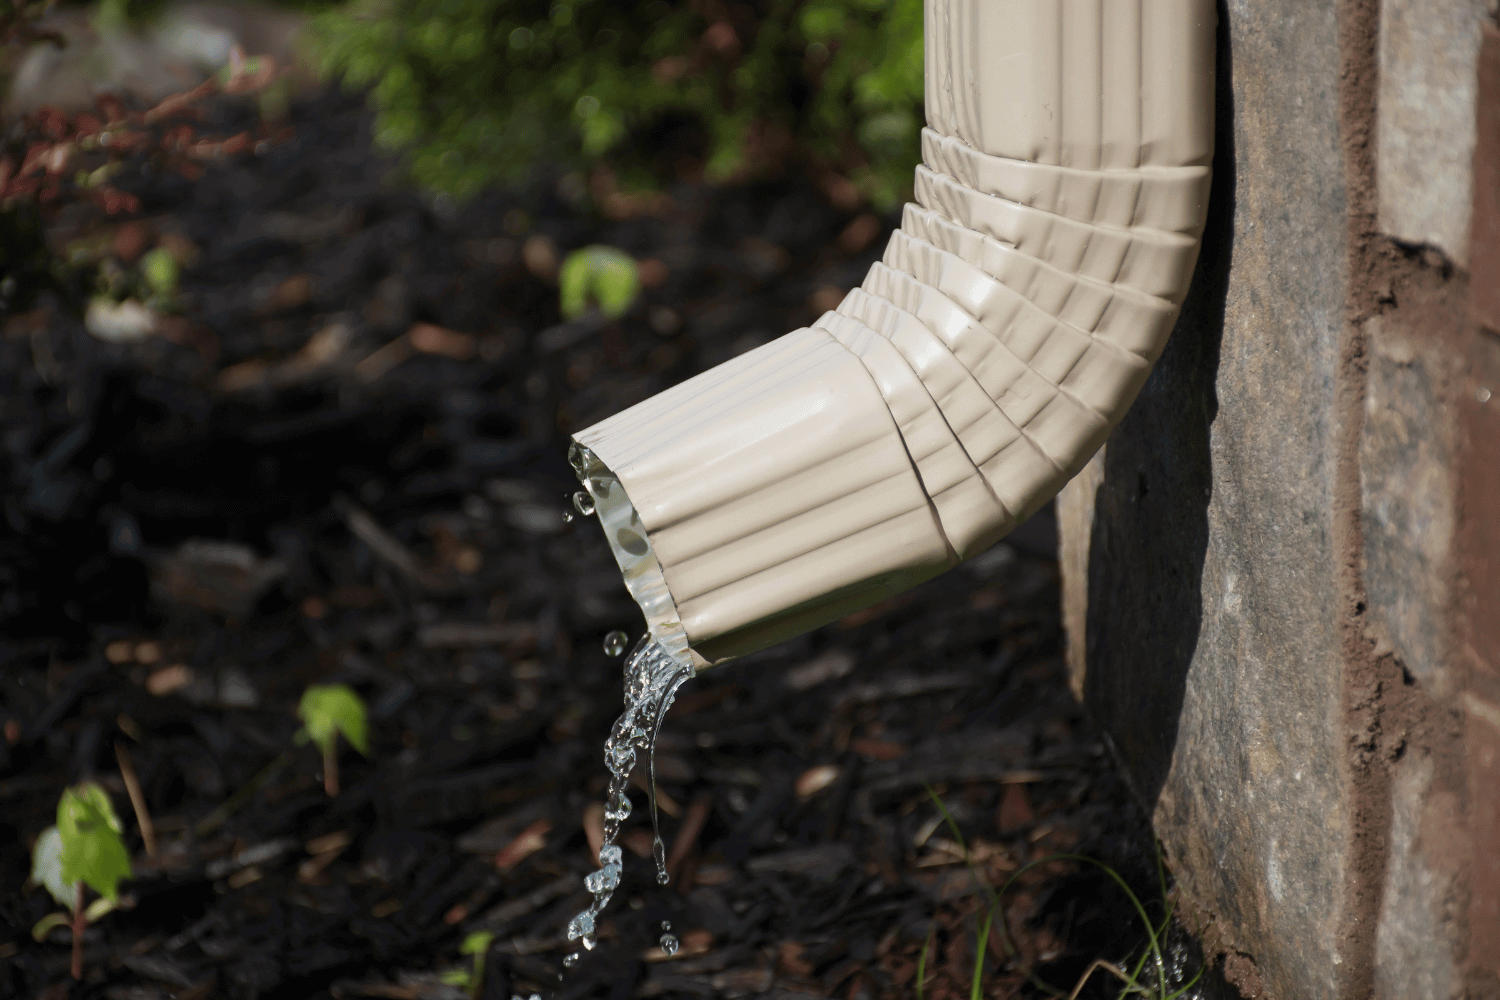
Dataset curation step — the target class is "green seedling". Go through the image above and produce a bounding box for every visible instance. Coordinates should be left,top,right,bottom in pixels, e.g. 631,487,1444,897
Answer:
296,684,370,797
439,930,496,998
558,245,640,321
139,247,180,306
30,783,134,980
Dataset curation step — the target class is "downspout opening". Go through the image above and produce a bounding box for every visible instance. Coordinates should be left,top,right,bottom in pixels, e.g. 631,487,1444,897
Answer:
568,441,698,671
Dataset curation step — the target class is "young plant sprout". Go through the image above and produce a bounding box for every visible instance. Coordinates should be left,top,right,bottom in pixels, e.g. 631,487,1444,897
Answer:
138,246,180,308
558,245,640,320
296,684,370,797
438,930,495,999
30,783,134,980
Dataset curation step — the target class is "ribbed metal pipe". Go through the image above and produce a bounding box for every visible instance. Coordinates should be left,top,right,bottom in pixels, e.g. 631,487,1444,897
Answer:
573,0,1216,668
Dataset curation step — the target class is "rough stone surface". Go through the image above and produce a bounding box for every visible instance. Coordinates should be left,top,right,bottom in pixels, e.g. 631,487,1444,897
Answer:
1376,0,1494,266
1374,752,1465,1000
1359,317,1459,700
1066,4,1353,997
1357,300,1474,1000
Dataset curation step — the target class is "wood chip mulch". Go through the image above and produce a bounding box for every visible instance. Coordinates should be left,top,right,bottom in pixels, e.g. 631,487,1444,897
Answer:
0,84,1230,1000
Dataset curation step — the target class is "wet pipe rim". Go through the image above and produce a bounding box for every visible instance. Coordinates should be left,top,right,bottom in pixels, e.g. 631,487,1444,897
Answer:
569,440,704,672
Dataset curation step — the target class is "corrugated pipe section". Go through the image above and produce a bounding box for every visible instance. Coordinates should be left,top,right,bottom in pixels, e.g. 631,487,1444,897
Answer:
572,0,1216,670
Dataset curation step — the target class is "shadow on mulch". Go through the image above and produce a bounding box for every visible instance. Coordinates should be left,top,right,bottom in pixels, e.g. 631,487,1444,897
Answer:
0,85,1240,1000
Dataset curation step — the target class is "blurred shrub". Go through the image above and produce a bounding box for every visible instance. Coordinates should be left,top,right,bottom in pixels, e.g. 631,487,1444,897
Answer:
303,0,923,210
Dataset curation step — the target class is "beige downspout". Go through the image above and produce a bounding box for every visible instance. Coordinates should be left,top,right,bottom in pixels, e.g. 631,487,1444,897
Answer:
572,0,1216,670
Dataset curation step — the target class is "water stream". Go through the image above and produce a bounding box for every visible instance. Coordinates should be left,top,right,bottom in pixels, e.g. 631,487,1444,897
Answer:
557,443,696,969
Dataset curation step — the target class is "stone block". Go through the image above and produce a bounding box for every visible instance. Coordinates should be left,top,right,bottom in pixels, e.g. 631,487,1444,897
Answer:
1359,317,1459,700
1376,0,1493,266
1063,3,1354,996
1061,4,1495,998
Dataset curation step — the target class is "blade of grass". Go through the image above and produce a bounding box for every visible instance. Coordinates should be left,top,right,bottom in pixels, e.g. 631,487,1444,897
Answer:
916,922,935,1000
194,751,291,838
926,784,1064,998
996,855,1167,1000
971,905,995,1000
924,785,998,910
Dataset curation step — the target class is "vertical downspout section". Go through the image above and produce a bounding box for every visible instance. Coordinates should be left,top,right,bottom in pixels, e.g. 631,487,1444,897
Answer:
574,0,1216,669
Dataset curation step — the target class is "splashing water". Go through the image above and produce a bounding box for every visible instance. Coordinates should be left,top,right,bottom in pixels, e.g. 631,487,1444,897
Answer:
603,630,629,657
573,491,595,516
565,634,694,951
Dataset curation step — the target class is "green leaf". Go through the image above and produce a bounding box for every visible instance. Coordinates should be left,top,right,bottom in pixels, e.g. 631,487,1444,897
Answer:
298,684,370,758
439,969,471,987
31,826,78,910
56,784,132,905
32,912,71,942
460,930,495,955
558,245,640,320
971,906,993,1000
83,896,118,922
139,248,179,298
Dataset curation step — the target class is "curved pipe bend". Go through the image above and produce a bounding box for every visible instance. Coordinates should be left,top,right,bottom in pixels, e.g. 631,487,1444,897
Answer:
573,0,1216,669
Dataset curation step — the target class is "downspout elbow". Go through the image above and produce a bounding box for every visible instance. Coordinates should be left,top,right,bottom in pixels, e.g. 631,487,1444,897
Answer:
573,0,1217,670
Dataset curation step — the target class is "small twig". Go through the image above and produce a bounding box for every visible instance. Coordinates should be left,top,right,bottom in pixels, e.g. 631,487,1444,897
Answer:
335,496,447,588
114,742,156,858
1066,959,1131,1000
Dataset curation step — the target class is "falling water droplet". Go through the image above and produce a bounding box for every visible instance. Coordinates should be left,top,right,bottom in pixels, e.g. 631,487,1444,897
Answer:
563,952,580,968
656,868,670,885
573,491,596,516
603,630,629,656
564,638,694,961
661,920,671,932
659,933,679,957
563,509,575,523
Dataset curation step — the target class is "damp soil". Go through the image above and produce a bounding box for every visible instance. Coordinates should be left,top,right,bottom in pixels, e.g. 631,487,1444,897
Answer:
0,84,1236,1000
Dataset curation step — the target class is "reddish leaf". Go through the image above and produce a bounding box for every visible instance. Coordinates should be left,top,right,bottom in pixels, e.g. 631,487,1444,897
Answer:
167,125,197,152
2,175,41,200
142,78,218,126
105,130,148,155
220,132,252,156
73,113,103,139
92,186,141,215
20,141,52,176
995,783,1035,834
94,94,127,124
35,106,68,139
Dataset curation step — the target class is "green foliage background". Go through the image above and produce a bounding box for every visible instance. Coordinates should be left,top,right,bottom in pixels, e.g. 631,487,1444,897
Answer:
302,0,924,209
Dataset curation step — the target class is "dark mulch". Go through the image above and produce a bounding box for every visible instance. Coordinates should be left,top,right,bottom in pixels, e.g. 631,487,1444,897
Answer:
0,84,1233,1000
